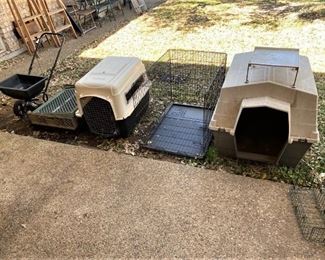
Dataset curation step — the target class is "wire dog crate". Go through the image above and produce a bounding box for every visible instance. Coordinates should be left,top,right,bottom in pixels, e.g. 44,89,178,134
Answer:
146,49,227,158
289,186,325,243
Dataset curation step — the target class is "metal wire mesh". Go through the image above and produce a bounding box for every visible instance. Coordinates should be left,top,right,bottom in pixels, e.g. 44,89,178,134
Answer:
148,49,227,107
289,186,325,243
146,49,227,157
203,67,226,146
80,97,119,137
36,88,77,114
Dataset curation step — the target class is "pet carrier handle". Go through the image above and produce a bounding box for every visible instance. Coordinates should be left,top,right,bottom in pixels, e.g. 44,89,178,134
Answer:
28,33,65,102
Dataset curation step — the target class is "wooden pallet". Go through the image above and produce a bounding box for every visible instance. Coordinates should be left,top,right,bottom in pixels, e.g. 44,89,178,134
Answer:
7,0,54,54
39,0,78,45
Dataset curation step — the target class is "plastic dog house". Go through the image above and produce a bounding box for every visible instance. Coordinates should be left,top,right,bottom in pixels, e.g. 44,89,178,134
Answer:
209,47,319,167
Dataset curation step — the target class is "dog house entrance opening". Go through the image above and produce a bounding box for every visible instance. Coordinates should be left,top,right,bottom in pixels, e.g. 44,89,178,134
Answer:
235,107,289,162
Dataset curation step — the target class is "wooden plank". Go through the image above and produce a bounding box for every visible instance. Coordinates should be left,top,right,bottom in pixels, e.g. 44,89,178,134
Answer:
7,0,56,55
8,0,34,54
39,0,78,43
23,14,42,22
29,0,57,46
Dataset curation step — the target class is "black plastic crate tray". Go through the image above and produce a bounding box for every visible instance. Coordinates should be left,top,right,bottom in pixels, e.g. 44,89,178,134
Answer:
29,87,78,130
0,74,47,100
145,103,211,158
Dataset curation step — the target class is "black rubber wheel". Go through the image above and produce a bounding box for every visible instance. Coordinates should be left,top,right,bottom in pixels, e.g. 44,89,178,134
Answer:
13,100,27,118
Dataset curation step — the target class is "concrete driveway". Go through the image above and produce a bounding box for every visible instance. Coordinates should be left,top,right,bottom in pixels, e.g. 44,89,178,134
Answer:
0,133,324,258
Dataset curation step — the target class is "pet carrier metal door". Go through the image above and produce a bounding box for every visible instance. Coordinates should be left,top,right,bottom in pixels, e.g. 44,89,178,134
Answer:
81,97,119,137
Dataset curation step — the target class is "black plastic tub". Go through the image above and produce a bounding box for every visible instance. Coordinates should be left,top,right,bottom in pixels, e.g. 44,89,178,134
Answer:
0,74,47,100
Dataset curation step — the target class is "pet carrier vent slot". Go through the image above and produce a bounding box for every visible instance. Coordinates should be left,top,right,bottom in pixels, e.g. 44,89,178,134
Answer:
81,97,119,137
126,74,145,101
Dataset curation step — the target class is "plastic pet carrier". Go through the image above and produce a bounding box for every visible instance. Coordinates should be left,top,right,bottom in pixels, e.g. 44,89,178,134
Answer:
75,56,151,138
209,47,319,167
